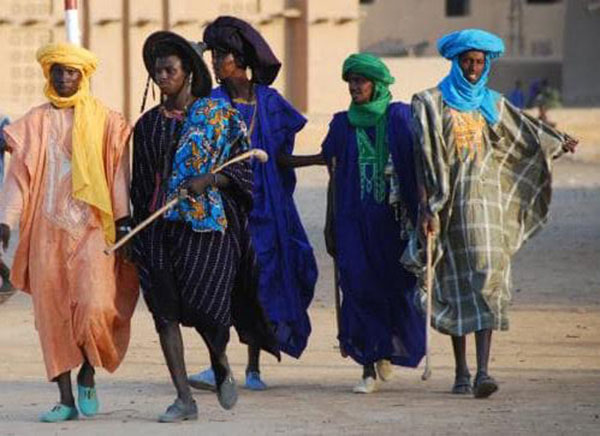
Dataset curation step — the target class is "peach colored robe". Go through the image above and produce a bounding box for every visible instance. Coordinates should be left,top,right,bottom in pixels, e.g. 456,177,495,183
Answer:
0,103,139,380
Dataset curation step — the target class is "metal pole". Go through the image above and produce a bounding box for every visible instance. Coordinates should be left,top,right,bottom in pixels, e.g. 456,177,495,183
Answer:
65,0,81,45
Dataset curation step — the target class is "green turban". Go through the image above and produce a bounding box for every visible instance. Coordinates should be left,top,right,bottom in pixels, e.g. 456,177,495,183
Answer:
342,53,395,128
342,53,395,87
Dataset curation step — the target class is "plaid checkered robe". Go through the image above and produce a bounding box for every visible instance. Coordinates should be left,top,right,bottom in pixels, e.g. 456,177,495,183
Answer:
402,87,568,336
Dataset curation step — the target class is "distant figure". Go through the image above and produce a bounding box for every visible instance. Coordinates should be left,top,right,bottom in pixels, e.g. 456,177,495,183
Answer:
535,79,561,127
507,80,525,109
0,113,13,299
0,114,9,186
527,78,542,108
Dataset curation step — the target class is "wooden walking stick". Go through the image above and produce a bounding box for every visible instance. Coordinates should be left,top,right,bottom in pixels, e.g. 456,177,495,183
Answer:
421,231,434,380
327,157,347,357
333,260,345,357
104,149,268,255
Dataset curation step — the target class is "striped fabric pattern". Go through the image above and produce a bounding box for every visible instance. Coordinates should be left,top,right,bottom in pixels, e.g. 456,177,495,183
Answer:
131,105,254,330
402,87,567,336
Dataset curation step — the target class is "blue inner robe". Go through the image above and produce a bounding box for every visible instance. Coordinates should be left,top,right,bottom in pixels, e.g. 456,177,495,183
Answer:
321,102,425,367
211,85,318,358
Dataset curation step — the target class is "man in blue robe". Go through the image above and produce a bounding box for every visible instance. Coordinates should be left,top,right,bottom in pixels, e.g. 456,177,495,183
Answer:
320,53,425,393
189,16,318,391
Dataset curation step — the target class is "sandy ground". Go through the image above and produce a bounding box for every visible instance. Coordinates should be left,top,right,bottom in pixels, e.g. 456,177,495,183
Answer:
0,154,599,434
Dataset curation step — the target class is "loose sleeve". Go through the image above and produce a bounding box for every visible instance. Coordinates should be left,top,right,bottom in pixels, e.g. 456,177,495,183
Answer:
105,112,132,221
130,115,156,223
493,98,569,249
320,115,342,258
111,141,131,221
498,98,567,161
411,94,450,215
388,103,420,224
263,89,306,156
320,114,343,165
0,128,28,229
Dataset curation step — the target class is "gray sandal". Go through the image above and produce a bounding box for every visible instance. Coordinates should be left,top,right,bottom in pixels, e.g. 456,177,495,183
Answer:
473,373,498,399
451,373,473,395
158,398,198,423
216,373,238,410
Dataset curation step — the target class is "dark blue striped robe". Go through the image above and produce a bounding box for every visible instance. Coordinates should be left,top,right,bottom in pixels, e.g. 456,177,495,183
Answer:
131,104,279,358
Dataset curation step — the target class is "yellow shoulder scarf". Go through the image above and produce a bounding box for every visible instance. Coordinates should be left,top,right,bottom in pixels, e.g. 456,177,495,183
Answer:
36,43,115,243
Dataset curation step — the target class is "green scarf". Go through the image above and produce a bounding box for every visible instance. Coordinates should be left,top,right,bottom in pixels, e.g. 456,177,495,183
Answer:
342,53,395,203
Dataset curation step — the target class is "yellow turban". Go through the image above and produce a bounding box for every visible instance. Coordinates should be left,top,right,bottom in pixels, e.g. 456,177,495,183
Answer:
36,43,115,243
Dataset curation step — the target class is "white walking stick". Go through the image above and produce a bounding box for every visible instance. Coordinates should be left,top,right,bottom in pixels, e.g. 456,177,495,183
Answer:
104,149,268,255
421,231,434,381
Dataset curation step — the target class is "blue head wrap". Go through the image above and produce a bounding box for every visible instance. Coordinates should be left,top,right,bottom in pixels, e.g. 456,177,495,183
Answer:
437,29,505,124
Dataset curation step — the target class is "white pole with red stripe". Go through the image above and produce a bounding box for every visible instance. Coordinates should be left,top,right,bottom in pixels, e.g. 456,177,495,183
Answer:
64,0,81,45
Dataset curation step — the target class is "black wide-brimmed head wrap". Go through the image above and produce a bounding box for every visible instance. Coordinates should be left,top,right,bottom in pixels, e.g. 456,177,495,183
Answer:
203,16,281,85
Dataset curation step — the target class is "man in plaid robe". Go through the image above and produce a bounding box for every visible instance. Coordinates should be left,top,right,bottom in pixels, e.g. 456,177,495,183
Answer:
403,29,578,398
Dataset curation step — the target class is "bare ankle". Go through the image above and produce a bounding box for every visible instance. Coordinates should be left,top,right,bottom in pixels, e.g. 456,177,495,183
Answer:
455,368,470,378
77,364,95,387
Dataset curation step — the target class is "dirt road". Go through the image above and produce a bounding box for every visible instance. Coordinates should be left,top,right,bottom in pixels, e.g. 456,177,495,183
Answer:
0,158,598,435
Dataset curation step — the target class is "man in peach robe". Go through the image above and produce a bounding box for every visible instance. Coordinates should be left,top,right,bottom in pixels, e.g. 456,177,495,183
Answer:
0,43,138,422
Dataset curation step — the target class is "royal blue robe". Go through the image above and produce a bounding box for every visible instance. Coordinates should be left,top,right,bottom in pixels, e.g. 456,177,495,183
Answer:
321,102,425,367
211,85,318,358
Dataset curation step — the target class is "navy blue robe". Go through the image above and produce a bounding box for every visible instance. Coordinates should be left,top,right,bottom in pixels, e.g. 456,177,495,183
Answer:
212,85,318,358
321,102,425,367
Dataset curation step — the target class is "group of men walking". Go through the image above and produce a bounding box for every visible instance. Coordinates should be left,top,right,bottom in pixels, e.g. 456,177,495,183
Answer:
0,16,577,423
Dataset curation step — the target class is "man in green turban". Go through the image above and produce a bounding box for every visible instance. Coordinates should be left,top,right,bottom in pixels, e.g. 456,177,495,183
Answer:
320,53,425,393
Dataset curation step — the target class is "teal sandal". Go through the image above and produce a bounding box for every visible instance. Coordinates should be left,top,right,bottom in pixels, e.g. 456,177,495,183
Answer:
77,384,99,417
39,403,79,423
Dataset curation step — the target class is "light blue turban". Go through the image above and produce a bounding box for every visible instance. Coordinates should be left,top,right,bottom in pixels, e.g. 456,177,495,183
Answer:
437,29,505,124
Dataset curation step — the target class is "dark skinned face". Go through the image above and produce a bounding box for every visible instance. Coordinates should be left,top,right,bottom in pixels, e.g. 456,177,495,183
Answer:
50,64,82,98
211,49,239,81
459,50,486,84
154,55,188,97
347,73,374,105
